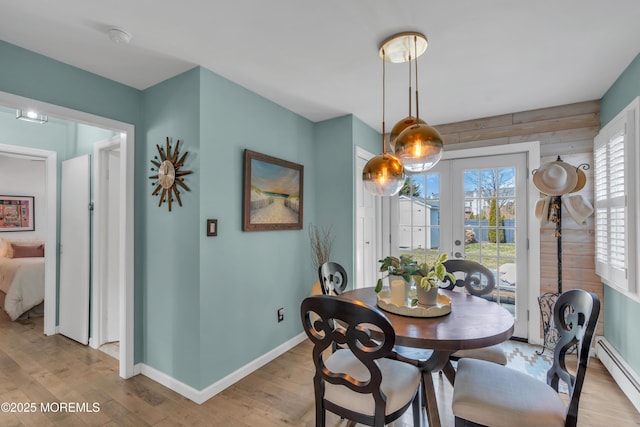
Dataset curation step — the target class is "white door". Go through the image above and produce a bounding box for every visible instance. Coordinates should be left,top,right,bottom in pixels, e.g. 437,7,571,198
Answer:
59,155,91,344
355,147,378,289
398,152,529,338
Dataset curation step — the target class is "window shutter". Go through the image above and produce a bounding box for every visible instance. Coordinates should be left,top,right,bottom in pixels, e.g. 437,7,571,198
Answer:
594,100,638,293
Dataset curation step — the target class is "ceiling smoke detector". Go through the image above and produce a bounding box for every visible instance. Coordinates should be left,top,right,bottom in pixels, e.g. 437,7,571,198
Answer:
108,27,132,44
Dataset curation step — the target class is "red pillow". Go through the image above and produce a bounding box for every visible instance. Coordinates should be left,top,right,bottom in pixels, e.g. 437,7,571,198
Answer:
9,243,44,258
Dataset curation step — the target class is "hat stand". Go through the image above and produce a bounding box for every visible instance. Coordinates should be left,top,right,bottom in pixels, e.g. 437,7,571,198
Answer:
533,155,590,355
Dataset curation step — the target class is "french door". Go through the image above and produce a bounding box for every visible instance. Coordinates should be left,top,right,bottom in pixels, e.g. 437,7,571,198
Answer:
397,152,529,338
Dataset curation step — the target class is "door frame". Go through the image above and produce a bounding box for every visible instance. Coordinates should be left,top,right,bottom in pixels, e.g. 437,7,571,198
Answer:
91,136,122,350
0,90,135,378
354,146,382,289
0,143,57,329
439,141,542,344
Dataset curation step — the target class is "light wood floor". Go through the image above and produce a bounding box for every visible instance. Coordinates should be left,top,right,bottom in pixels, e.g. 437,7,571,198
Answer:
1,313,639,426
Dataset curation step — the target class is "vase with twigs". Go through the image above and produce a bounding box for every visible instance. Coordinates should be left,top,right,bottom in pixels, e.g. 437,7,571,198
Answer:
308,223,335,295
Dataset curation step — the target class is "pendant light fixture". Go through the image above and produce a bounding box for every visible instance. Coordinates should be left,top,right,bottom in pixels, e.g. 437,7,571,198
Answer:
386,32,444,173
362,45,405,197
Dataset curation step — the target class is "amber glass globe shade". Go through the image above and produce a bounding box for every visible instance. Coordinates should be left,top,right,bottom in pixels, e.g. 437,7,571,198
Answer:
362,153,406,196
394,123,444,173
389,116,426,150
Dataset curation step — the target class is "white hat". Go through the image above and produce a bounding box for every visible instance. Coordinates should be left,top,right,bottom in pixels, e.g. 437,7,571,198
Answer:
534,197,551,224
533,161,578,196
571,167,587,193
562,194,594,225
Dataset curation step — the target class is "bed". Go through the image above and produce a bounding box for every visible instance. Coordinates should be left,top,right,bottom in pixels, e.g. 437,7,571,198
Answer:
0,238,45,320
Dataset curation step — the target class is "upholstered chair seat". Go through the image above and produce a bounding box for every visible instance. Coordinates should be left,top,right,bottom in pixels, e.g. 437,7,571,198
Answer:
324,349,421,416
451,343,507,365
453,358,566,427
451,289,600,427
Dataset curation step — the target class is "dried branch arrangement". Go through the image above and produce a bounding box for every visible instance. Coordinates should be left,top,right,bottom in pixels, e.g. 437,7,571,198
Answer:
308,223,335,270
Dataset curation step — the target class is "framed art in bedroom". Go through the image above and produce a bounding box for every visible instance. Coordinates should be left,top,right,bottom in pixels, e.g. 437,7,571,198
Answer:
0,196,35,232
243,149,303,231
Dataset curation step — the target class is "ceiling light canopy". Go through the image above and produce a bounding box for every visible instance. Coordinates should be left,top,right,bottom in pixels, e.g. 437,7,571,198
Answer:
379,32,428,63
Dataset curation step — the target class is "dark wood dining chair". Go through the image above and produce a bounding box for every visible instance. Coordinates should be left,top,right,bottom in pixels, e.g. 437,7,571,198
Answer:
300,295,422,427
318,261,349,295
452,289,600,427
439,259,507,367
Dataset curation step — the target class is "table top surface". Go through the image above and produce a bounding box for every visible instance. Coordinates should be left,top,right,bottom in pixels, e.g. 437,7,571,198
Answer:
341,287,515,351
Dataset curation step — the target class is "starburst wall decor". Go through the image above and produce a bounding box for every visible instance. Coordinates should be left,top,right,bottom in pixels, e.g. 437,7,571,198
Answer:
149,137,193,211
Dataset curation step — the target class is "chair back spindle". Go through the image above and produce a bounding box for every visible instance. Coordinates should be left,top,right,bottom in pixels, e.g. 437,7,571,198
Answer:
318,262,348,295
547,289,600,427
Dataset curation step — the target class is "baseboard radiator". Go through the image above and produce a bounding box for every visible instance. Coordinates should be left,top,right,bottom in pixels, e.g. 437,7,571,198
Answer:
595,336,640,412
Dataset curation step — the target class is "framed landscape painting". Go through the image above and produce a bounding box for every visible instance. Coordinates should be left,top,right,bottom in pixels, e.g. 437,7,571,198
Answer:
0,196,35,232
243,149,303,231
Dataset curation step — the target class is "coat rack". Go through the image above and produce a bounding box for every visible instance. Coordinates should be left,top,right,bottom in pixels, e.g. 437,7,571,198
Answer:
533,156,590,354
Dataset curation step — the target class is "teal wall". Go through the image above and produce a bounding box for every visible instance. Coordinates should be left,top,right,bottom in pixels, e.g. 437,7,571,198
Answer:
312,115,380,285
198,68,316,388
0,41,380,391
601,53,640,126
314,116,356,278
600,50,640,374
141,68,202,386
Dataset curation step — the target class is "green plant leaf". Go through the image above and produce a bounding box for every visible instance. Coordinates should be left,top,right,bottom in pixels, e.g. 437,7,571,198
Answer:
375,278,383,293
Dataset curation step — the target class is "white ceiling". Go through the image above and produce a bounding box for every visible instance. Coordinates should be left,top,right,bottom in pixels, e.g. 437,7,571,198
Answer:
2,1,640,131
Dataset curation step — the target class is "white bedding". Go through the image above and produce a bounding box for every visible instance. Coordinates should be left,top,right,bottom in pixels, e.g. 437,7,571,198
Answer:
0,256,45,320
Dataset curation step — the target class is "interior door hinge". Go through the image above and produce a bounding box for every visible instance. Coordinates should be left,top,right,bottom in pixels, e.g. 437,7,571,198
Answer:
89,201,94,211
527,309,530,321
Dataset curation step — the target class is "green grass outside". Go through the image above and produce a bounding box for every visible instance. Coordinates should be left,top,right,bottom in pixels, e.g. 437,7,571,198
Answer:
400,243,516,270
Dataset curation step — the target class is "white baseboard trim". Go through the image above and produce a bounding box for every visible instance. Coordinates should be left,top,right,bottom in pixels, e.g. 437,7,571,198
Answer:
138,332,307,404
595,336,640,412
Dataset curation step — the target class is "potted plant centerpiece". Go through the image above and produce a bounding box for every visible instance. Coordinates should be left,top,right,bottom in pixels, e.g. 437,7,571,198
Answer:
375,254,417,292
411,253,455,306
374,254,418,306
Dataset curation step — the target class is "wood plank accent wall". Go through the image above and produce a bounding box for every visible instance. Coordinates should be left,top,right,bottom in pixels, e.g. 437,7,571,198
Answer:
435,100,603,335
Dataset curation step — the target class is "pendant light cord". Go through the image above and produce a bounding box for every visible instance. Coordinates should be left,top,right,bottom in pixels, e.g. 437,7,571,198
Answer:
382,48,387,154
408,51,413,117
414,35,420,121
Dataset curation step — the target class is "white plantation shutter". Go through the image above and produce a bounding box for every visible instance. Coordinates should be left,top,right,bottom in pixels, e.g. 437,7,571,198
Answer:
594,99,638,294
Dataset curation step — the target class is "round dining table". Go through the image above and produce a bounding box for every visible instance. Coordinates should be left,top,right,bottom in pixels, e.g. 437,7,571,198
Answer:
340,287,515,427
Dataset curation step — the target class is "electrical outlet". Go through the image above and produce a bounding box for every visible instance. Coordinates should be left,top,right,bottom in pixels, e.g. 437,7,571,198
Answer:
277,307,284,322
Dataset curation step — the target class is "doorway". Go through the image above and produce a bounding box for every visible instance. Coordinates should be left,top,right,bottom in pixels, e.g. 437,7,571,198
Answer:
0,90,135,378
407,153,528,337
355,146,380,289
92,136,122,357
387,142,542,342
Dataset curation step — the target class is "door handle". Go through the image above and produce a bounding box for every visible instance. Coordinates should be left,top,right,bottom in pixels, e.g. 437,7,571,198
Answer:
454,252,463,258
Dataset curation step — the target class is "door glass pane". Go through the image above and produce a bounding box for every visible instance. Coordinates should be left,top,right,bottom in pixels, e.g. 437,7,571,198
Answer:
464,166,517,316
399,175,440,266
